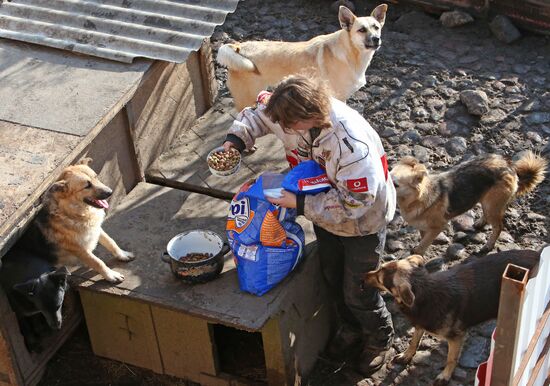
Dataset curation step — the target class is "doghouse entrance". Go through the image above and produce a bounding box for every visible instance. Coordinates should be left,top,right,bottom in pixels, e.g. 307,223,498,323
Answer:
212,323,268,384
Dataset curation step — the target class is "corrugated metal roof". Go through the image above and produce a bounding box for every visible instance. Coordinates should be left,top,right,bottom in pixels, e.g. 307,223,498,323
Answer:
0,0,240,63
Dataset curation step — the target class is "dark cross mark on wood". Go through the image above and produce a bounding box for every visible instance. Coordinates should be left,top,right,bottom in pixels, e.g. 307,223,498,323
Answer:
117,313,134,340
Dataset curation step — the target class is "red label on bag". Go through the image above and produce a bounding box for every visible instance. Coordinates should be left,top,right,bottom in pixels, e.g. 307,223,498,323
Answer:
346,177,369,192
298,175,330,191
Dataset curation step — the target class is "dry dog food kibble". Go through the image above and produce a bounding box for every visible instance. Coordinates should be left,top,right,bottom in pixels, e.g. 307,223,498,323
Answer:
207,148,240,171
179,253,213,262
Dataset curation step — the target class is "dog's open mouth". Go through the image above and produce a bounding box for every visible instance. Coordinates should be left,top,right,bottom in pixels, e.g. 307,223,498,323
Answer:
365,43,381,49
84,198,109,209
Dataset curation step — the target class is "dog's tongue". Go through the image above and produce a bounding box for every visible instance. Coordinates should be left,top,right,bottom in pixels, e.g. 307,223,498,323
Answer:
96,199,109,209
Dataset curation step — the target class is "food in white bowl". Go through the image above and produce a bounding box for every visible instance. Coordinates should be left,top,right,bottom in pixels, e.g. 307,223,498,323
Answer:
207,147,241,176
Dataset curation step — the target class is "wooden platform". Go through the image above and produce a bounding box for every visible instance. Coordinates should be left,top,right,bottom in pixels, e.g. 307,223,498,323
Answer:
147,97,293,197
0,37,218,386
73,181,331,385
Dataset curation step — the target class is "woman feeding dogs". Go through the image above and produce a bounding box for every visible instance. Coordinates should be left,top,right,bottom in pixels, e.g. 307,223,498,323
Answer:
222,75,396,375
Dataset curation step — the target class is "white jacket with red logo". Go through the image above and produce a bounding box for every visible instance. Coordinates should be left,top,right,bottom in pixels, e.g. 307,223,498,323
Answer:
226,95,396,237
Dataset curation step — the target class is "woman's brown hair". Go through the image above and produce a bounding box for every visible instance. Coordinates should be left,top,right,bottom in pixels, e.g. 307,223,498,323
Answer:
264,75,332,131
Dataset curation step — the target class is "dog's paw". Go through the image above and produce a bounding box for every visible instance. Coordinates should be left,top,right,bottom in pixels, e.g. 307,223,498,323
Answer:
116,250,135,262
104,269,125,283
393,352,413,365
432,373,450,386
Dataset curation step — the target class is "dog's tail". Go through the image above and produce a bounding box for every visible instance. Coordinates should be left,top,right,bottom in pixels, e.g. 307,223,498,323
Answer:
216,44,256,72
513,151,547,196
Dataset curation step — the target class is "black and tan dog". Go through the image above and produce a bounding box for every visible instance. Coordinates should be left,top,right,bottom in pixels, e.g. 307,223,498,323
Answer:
16,158,134,283
391,151,547,255
363,250,540,385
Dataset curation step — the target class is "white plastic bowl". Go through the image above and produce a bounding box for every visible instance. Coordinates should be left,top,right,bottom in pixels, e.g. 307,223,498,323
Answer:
207,146,241,177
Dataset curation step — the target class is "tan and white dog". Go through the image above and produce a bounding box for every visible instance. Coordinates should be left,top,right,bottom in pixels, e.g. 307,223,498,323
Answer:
216,4,388,111
34,159,134,283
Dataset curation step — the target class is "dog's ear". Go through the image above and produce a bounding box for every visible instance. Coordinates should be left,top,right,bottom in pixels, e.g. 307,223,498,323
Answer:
49,180,68,194
413,164,428,184
77,157,93,166
339,6,356,31
371,4,388,26
397,282,415,308
400,156,418,167
49,268,70,288
407,255,425,267
13,279,37,297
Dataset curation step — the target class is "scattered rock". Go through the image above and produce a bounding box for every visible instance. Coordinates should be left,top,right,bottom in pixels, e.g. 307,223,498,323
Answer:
380,128,399,138
453,367,469,382
387,239,406,252
460,335,490,368
476,320,497,338
471,232,487,244
452,212,475,232
402,129,422,143
394,11,438,32
330,0,355,13
454,231,468,241
445,137,468,156
490,15,522,43
525,112,550,125
413,145,430,162
440,11,474,28
422,135,446,149
446,243,467,260
460,90,490,116
433,232,450,245
527,212,545,221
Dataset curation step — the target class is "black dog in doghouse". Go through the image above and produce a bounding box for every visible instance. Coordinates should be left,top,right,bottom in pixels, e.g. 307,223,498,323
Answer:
0,227,70,352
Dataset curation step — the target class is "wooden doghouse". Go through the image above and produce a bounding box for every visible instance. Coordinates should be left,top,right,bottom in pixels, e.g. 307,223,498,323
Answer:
72,182,334,386
0,37,217,386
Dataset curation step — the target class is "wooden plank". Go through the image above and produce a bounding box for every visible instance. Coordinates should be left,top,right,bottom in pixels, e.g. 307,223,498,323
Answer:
79,290,163,374
72,182,317,331
492,264,530,386
262,318,288,386
0,121,79,245
147,99,290,196
0,59,167,257
0,39,151,136
198,39,218,110
152,306,216,382
513,303,550,385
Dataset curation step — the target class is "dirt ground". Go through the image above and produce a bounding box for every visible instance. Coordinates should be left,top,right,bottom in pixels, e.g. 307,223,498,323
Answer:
39,0,549,385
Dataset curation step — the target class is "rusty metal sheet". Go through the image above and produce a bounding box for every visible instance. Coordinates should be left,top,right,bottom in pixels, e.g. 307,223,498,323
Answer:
0,0,240,63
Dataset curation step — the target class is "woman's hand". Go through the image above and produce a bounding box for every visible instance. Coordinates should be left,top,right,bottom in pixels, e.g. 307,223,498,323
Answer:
223,141,236,152
267,190,297,209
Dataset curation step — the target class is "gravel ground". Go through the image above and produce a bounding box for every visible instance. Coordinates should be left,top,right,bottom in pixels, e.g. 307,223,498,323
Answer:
210,1,549,385
39,1,549,385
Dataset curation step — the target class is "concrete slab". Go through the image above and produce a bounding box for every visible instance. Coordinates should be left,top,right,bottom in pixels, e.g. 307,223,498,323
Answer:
0,39,151,136
74,182,317,331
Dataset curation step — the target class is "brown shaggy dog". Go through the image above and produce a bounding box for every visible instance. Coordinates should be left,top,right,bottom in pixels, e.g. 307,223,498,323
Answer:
362,250,540,386
29,158,134,283
390,151,547,255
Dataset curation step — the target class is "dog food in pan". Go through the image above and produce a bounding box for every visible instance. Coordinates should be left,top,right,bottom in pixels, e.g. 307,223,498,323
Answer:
179,252,213,262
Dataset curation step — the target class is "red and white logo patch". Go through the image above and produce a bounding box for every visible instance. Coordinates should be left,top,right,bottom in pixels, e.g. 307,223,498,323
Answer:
346,177,369,193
